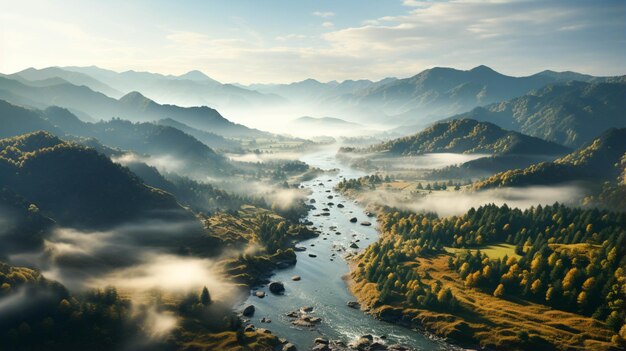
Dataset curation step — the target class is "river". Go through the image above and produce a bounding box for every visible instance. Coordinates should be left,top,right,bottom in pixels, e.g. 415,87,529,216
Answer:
239,146,464,350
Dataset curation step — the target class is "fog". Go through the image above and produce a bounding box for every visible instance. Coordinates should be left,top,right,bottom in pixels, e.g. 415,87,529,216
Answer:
359,184,585,217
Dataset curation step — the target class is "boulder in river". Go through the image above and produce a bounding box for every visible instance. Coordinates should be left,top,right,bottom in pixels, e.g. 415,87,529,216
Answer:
294,246,306,252
269,282,285,294
282,343,297,351
292,275,301,281
327,195,334,199
255,291,266,298
300,306,314,312
242,304,255,317
350,217,358,223
337,204,344,208
314,338,329,345
309,253,317,258
347,301,360,309
310,199,316,203
350,243,359,249
360,221,372,226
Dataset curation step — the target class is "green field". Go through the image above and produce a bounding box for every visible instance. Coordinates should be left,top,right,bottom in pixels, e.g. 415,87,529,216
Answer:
445,243,519,259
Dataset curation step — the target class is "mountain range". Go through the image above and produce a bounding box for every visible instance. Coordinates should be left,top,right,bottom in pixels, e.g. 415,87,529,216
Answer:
451,80,626,147
474,128,626,189
363,119,571,156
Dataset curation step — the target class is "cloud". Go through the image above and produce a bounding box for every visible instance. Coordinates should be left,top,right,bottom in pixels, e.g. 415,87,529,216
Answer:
322,21,334,28
312,11,335,18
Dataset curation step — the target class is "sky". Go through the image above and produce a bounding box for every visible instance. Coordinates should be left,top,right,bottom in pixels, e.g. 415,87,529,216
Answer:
1,0,625,84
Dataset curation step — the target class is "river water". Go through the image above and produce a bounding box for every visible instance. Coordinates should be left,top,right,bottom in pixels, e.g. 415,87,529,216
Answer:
239,146,464,350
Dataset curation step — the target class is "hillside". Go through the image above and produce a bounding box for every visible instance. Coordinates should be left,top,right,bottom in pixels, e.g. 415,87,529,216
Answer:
452,80,626,147
0,76,268,138
0,101,233,176
474,128,626,189
366,119,571,156
0,131,189,228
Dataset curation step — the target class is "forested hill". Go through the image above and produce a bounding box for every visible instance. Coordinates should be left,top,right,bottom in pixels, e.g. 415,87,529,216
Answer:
474,128,626,189
452,80,626,148
363,119,571,156
0,131,189,228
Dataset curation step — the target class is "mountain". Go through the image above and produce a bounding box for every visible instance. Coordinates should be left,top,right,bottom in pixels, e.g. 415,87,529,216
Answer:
337,65,564,122
365,119,571,156
155,118,241,151
0,76,268,138
0,131,190,228
10,67,123,98
451,80,626,147
474,128,626,189
0,101,234,176
61,65,284,109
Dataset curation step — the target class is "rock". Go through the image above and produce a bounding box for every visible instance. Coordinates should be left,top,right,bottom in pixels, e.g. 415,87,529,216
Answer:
337,204,344,208
321,212,330,216
260,317,271,323
350,243,359,249
309,254,317,258
327,202,334,206
322,208,330,211
350,217,358,223
361,334,374,341
347,301,360,309
300,306,314,312
366,211,374,217
269,282,285,294
314,338,329,345
282,343,297,351
360,221,372,226
370,342,388,350
242,304,255,317
286,311,299,318
387,345,408,351
244,324,256,332
311,345,330,351
327,195,334,199
310,199,316,203
255,291,266,298
294,246,306,252
292,275,301,281
277,262,291,269
257,328,272,334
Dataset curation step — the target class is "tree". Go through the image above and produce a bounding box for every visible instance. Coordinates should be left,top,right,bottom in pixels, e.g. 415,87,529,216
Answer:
201,286,212,306
494,283,505,297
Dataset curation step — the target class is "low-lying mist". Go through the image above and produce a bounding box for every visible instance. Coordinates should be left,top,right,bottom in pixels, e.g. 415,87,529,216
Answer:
361,184,585,217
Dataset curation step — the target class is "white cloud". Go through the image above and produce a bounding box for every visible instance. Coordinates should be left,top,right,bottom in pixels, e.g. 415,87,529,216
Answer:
312,11,335,18
322,21,334,28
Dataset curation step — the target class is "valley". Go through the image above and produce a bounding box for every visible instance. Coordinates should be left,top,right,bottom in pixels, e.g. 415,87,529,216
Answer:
1,3,625,349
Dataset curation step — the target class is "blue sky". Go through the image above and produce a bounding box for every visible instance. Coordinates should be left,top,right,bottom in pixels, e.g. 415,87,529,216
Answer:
1,0,624,83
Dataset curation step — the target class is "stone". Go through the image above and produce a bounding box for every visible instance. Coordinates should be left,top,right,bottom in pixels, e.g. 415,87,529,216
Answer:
244,324,255,332
337,204,344,208
347,301,360,309
350,243,359,249
255,291,266,298
360,221,372,226
314,338,329,345
350,217,358,223
269,281,285,294
300,306,314,312
242,304,255,317
309,254,317,258
292,275,301,281
282,343,297,351
294,246,306,252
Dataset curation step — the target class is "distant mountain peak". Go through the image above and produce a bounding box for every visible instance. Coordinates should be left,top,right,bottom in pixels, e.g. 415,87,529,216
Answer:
119,91,150,104
177,70,216,82
470,65,497,73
